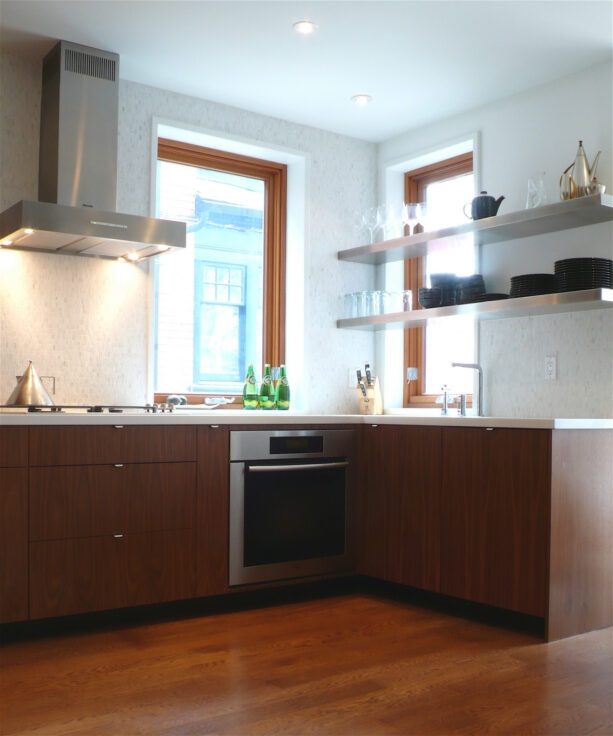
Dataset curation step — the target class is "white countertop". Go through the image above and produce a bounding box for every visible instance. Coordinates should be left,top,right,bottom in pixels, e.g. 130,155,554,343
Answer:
1,409,611,429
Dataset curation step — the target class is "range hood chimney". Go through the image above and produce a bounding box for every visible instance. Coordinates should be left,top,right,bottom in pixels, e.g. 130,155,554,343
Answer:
0,40,185,260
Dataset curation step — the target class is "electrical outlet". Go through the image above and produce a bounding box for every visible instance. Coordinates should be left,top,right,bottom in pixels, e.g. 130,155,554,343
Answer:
545,355,557,380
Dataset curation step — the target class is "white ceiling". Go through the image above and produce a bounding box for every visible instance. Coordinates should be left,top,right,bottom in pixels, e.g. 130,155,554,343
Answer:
1,1,612,142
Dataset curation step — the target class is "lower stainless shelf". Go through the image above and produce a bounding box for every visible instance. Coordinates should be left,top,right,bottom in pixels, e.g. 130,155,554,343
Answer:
336,288,613,330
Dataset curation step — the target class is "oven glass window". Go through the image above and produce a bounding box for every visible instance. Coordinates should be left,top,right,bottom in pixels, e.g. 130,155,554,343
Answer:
243,465,346,567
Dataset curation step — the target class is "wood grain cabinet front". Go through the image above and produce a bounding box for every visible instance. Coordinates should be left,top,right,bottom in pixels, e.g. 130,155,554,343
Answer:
29,425,197,466
0,467,28,623
440,427,550,617
29,530,195,619
26,424,200,620
357,424,442,592
0,428,28,468
29,462,196,540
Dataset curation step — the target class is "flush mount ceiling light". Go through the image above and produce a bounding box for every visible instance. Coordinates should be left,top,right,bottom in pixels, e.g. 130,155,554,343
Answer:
351,94,373,106
293,20,318,35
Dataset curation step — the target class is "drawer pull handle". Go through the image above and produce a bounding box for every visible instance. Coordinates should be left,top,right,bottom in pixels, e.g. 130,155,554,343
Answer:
114,464,124,468
485,427,495,431
113,534,124,539
114,425,125,429
211,424,220,429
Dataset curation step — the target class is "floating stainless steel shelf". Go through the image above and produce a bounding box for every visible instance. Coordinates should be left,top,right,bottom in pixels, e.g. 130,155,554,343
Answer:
338,194,613,266
337,289,613,330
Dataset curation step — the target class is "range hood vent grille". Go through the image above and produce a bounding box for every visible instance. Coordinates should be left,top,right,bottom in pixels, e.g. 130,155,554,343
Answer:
64,47,116,81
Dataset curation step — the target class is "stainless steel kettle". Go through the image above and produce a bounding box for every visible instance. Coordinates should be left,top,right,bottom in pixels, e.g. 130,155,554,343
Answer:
5,361,55,406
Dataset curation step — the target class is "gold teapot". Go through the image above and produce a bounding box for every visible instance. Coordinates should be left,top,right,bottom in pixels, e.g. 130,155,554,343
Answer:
560,140,603,200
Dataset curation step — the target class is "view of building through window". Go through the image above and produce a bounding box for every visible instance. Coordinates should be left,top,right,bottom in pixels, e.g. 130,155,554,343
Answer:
423,172,475,395
155,159,264,394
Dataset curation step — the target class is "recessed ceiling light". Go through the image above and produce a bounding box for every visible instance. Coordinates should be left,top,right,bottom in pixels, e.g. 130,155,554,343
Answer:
24,228,34,235
351,94,372,106
293,20,318,35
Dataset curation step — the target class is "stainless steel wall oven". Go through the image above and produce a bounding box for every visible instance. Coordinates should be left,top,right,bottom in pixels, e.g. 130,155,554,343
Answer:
229,429,356,586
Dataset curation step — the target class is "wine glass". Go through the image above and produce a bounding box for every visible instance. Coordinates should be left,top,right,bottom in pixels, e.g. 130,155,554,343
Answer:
383,203,403,239
402,203,420,235
362,207,382,244
416,202,428,232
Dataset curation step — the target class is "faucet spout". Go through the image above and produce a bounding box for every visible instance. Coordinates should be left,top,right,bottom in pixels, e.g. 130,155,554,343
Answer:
451,362,484,416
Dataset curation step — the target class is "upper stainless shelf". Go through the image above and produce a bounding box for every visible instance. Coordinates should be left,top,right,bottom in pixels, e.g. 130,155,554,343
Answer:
336,288,613,330
338,194,613,266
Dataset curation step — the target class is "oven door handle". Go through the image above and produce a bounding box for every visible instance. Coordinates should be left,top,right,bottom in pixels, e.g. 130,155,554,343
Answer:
246,461,349,473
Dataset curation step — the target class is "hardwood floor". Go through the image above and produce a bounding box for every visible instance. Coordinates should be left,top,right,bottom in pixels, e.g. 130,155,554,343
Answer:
1,588,611,735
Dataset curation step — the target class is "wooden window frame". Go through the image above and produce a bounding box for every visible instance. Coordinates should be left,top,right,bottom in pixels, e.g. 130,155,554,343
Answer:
404,152,473,408
155,139,287,407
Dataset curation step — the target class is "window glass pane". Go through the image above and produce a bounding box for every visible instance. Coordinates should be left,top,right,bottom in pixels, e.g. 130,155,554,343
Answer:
155,159,264,394
424,173,475,395
199,304,240,379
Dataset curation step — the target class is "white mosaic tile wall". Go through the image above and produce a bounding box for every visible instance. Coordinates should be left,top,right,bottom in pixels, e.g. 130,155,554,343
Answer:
0,249,149,405
480,311,613,419
1,55,376,411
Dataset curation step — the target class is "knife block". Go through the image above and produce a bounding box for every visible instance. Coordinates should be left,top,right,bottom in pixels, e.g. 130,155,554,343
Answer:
356,377,383,415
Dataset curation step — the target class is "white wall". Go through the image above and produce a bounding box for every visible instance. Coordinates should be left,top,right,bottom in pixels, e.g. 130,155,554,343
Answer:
378,62,613,418
0,50,377,411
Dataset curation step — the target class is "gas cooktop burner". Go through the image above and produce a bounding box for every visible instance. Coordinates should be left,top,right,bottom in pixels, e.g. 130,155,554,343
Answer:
0,404,175,413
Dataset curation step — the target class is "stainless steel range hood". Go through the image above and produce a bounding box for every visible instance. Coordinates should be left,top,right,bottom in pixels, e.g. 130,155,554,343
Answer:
0,41,185,260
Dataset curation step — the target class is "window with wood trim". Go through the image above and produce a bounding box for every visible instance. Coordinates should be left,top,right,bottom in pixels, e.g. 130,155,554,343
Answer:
404,152,474,408
154,139,286,404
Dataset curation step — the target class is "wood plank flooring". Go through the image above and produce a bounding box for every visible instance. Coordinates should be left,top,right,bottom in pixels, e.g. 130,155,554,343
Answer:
1,589,611,735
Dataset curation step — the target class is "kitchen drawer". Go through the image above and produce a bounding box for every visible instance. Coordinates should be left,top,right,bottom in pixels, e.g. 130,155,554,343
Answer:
29,425,197,466
29,530,195,619
0,428,27,467
30,462,196,540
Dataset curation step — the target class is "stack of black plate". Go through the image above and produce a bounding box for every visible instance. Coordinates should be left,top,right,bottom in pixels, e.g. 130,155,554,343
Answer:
429,273,458,306
509,273,556,298
456,274,486,304
554,258,613,292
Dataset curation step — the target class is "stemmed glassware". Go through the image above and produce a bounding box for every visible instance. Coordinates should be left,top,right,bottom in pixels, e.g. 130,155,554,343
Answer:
382,203,404,239
402,203,421,235
362,206,383,244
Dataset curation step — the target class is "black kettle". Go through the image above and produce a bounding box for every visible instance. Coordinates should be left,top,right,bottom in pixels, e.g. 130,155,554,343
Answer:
463,191,505,220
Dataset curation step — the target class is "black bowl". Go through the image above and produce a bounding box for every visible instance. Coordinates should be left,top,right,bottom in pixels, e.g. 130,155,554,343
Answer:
418,287,443,308
430,273,457,289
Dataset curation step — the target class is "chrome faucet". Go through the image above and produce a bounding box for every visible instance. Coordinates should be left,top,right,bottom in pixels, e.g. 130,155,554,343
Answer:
451,362,484,416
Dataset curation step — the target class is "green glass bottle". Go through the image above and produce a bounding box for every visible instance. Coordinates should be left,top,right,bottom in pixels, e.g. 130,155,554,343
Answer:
242,363,259,410
275,364,290,410
259,363,275,410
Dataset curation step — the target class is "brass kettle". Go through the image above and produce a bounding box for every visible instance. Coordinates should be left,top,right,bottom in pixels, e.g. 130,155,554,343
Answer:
560,141,602,200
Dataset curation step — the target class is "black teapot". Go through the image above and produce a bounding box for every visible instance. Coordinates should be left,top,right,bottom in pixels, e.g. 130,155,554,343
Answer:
463,191,505,220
